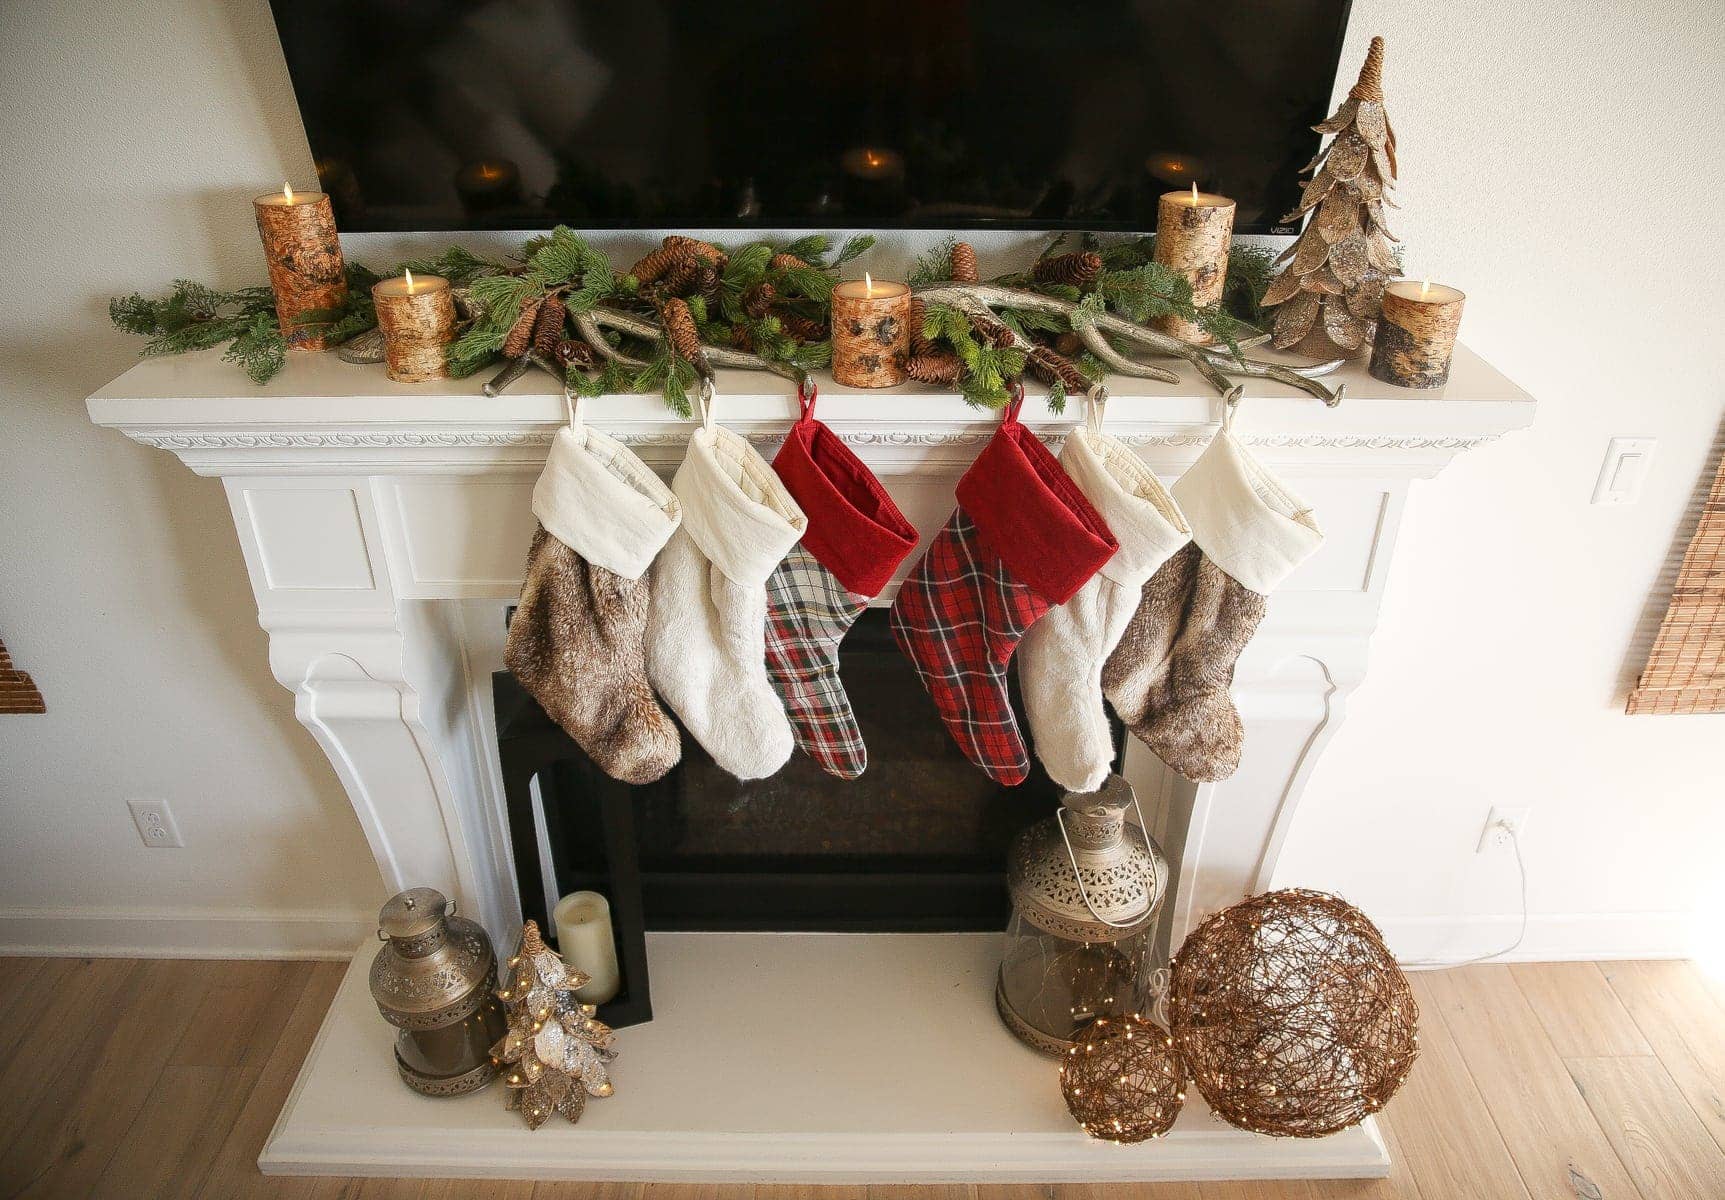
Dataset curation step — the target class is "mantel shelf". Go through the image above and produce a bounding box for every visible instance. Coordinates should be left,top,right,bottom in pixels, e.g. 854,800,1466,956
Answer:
89,342,1534,475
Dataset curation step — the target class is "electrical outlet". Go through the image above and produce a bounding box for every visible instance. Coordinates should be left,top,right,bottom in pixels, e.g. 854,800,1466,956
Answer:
1475,806,1530,853
128,799,184,848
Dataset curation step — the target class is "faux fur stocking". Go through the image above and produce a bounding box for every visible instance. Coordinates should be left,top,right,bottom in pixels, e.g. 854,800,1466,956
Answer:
1020,426,1190,793
648,420,807,780
1108,407,1323,782
505,422,683,785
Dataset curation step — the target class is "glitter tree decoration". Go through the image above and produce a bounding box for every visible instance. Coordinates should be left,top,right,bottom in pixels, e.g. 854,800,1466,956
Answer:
491,920,618,1130
1263,37,1401,359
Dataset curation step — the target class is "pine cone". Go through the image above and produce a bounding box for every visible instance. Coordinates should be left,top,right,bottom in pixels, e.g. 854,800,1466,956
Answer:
554,338,597,370
502,297,543,358
660,298,702,362
730,323,755,352
660,256,704,296
664,235,727,271
1028,346,1089,393
951,242,980,284
908,297,933,354
532,296,567,358
970,313,1017,349
780,314,828,342
742,282,776,319
629,245,685,285
770,252,812,273
905,351,962,386
1032,251,1103,289
1054,332,1082,356
694,263,721,303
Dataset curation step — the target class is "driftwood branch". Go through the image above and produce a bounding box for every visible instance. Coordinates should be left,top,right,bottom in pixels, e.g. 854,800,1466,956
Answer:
914,283,1343,406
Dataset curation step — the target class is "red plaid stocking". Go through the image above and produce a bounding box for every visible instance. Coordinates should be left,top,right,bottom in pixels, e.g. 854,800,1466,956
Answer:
889,386,1118,785
766,382,918,778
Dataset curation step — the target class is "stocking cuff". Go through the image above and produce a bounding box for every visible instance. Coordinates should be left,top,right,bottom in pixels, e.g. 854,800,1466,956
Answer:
955,418,1118,605
772,417,919,597
532,424,681,581
1061,429,1191,589
1173,429,1323,594
675,424,807,587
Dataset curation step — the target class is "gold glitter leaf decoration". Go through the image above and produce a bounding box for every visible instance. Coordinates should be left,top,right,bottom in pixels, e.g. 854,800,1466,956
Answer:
494,920,620,1131
1273,291,1321,348
1260,267,1306,308
1292,231,1332,276
1304,264,1346,296
1284,169,1337,221
1314,196,1361,244
1322,298,1366,351
1328,236,1372,289
1326,134,1369,183
1345,274,1388,319
1354,101,1388,149
1313,99,1358,134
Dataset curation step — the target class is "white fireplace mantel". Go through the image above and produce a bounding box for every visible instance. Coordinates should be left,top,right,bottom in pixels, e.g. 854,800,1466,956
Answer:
88,345,1533,1183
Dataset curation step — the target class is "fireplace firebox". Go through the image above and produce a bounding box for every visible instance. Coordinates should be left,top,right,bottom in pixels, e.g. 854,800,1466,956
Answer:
494,609,1123,963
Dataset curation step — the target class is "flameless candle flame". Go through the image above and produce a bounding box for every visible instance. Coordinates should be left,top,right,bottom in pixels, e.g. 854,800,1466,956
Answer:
404,268,416,293
1190,182,1199,205
864,271,874,297
1420,278,1431,300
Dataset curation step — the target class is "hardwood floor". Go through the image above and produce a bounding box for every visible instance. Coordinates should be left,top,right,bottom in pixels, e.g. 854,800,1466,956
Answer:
1,959,1722,1199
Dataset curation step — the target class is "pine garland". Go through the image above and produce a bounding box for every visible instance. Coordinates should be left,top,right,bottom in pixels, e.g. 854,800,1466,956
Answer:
111,226,1283,408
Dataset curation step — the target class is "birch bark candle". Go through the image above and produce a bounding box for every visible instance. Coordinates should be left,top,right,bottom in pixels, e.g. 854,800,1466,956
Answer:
1369,280,1466,389
553,891,621,1005
832,273,910,387
253,183,348,351
371,270,456,383
1153,183,1236,344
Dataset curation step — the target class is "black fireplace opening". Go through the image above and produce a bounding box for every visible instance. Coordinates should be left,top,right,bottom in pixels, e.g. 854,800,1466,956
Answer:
495,608,1124,937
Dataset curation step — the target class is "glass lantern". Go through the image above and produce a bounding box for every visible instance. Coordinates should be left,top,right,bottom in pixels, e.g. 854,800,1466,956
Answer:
996,775,1169,1057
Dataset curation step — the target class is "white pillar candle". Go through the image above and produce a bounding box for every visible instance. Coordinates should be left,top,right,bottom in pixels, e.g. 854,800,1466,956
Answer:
552,891,621,1005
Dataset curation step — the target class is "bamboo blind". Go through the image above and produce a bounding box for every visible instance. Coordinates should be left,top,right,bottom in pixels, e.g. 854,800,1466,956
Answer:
1627,452,1725,714
0,636,46,715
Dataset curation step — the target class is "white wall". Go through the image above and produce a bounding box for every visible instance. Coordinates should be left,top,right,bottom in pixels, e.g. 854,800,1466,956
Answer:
1,0,1721,959
1273,2,1725,962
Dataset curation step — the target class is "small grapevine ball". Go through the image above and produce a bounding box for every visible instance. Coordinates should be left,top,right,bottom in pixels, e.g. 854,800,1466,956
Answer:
1059,1013,1187,1143
1168,889,1419,1138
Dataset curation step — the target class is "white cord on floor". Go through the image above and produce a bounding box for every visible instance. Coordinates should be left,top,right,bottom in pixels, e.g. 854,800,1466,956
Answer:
1398,826,1529,971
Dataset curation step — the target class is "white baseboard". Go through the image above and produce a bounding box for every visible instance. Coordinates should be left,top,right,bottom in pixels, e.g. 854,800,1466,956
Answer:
0,906,1694,965
0,906,372,959
1380,910,1693,965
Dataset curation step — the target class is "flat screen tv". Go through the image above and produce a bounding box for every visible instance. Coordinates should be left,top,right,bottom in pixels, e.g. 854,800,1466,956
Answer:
268,1,1353,234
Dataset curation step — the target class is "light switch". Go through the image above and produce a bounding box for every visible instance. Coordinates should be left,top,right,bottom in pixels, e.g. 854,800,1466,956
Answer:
1592,437,1656,505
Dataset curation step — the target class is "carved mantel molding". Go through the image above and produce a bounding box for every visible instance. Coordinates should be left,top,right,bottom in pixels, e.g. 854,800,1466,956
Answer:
87,345,1535,959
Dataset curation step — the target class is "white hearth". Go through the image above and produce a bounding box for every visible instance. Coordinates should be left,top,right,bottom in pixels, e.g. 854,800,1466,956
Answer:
88,346,1532,1181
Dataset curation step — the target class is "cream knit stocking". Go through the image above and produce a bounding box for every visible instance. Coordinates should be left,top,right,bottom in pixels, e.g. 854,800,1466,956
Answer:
647,420,807,780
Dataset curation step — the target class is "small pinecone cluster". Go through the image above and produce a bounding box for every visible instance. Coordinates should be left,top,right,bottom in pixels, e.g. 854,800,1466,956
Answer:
631,236,727,302
1032,251,1103,290
503,294,570,360
1264,36,1400,358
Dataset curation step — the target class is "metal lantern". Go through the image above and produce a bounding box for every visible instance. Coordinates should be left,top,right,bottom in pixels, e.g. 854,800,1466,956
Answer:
996,775,1169,1057
369,887,510,1097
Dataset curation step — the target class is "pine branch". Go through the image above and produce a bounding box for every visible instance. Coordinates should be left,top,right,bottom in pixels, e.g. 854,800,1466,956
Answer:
908,237,959,286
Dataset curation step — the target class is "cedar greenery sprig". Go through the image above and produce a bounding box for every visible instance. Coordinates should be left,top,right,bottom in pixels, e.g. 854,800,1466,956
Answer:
108,264,378,384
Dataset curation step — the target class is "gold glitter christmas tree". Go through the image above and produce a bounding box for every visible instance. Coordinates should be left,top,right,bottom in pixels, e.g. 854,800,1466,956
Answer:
490,920,618,1130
